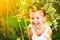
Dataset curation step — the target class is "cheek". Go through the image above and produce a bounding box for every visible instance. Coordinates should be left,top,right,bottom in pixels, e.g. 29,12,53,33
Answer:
30,19,34,25
30,19,33,23
39,18,44,22
39,18,43,21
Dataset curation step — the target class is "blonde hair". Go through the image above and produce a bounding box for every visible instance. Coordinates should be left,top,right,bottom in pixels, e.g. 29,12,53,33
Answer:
29,6,46,17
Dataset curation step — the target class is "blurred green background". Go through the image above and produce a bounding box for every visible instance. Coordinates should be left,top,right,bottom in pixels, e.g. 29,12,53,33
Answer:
0,0,60,40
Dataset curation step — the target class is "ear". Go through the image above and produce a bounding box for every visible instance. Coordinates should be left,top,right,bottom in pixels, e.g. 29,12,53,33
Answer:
43,16,46,22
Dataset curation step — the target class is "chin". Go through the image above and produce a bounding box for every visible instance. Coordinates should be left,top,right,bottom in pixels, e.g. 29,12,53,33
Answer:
34,25,39,29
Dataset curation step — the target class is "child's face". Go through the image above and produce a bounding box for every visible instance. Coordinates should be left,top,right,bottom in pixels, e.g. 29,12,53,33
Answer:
30,11,46,29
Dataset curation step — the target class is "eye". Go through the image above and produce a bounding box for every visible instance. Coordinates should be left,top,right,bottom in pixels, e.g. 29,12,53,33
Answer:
36,17,39,19
31,18,34,19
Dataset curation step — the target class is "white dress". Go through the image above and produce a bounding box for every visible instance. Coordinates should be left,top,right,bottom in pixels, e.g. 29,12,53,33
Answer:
28,24,51,40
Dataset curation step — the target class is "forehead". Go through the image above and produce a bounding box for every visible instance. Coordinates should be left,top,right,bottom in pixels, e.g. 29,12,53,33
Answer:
30,11,43,17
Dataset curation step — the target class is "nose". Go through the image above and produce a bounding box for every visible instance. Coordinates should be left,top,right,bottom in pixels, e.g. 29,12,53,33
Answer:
33,18,38,23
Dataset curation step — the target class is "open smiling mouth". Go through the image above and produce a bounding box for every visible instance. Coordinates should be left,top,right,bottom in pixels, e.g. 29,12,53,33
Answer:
32,22,40,27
